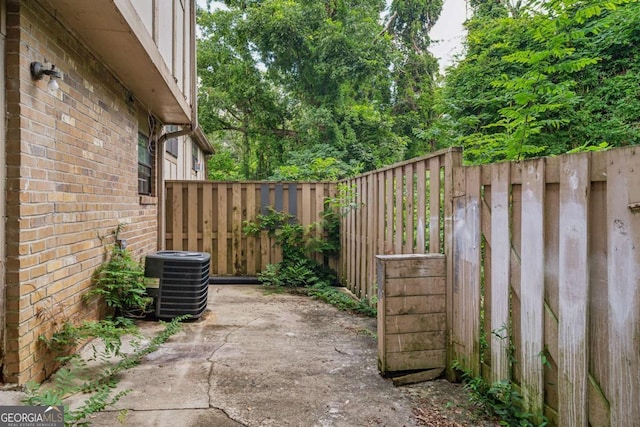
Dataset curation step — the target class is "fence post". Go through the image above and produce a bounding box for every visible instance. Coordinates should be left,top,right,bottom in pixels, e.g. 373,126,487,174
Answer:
443,148,462,381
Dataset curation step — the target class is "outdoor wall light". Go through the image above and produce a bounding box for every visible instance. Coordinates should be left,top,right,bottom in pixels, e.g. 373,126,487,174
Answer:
30,61,62,91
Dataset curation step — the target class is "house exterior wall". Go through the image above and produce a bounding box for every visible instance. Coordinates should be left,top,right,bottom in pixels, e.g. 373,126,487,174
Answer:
157,4,174,81
3,1,160,383
164,135,208,181
129,0,194,112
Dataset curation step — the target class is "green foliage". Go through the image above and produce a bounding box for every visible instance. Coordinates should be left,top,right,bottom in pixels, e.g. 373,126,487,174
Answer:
244,185,372,313
567,141,611,154
207,144,243,181
39,317,139,359
270,150,362,181
453,324,548,426
385,0,444,160
244,207,338,267
307,283,376,317
438,0,639,164
197,0,444,179
244,184,358,279
454,362,544,427
85,225,152,318
26,316,187,426
258,260,322,288
244,208,336,288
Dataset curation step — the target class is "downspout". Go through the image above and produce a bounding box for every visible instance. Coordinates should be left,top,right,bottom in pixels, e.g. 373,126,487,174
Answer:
155,125,199,251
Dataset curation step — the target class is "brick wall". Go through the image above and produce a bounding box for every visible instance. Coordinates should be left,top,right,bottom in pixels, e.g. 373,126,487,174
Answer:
4,1,159,384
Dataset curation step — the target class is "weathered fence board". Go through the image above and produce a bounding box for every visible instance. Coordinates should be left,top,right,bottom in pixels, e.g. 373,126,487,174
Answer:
394,168,403,254
587,180,609,426
429,157,441,253
607,147,640,426
557,154,590,426
451,165,483,376
510,178,523,387
416,160,427,253
490,163,510,383
217,183,228,274
405,165,415,254
519,159,545,417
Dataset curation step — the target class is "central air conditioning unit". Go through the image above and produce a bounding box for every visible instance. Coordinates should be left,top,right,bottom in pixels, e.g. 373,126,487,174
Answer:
144,251,210,319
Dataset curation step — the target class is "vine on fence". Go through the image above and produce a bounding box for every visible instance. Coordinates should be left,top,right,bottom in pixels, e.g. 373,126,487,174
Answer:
243,185,373,316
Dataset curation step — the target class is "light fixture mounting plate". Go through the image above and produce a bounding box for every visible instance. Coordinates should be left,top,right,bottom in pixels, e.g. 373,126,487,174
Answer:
30,61,45,80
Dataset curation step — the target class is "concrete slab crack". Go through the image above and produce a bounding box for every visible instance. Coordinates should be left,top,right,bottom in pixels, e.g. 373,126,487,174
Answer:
209,317,262,359
210,405,250,427
205,317,261,426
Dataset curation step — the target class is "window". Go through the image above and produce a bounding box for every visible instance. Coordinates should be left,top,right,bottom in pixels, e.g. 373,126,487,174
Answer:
138,133,153,195
165,125,179,157
192,141,199,171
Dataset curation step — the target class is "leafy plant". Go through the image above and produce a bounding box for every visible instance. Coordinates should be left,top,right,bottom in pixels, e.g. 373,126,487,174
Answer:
454,361,543,427
307,283,376,317
258,260,322,288
39,317,139,359
439,0,639,164
453,324,548,426
245,186,372,317
26,316,187,426
85,224,153,318
243,208,336,284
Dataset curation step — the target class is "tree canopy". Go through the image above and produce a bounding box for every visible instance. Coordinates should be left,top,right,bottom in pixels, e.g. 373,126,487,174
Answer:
197,0,640,178
197,0,442,180
439,0,640,163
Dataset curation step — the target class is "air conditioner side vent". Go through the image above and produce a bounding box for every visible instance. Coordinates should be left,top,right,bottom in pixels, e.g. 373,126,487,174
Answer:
144,251,210,319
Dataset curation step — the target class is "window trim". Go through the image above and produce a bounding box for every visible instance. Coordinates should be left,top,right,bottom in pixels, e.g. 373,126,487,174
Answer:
138,132,153,195
165,124,179,158
191,141,199,172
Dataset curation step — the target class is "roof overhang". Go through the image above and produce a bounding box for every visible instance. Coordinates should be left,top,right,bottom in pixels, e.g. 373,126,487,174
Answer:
41,0,192,124
193,126,214,155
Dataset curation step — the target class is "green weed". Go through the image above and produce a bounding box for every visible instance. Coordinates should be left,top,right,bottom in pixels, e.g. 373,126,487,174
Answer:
27,316,188,426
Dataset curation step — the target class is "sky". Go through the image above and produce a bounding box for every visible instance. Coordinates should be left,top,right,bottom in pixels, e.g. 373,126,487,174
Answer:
198,0,467,71
429,0,468,70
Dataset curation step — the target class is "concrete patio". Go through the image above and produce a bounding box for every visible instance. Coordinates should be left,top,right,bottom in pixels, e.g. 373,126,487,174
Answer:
0,285,494,426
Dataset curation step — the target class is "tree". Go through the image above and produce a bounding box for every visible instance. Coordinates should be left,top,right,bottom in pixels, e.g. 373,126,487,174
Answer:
198,0,451,179
198,0,407,179
437,0,639,163
384,0,444,158
197,8,294,179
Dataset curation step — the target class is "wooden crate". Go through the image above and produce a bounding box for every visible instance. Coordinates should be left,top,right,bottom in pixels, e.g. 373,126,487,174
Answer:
377,254,447,375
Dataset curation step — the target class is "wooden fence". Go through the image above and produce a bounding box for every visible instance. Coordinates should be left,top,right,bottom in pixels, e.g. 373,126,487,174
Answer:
450,146,640,426
337,145,639,426
164,181,336,276
163,145,639,426
337,148,461,302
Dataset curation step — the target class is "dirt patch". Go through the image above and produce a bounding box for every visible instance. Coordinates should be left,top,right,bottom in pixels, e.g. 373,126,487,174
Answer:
402,379,499,426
